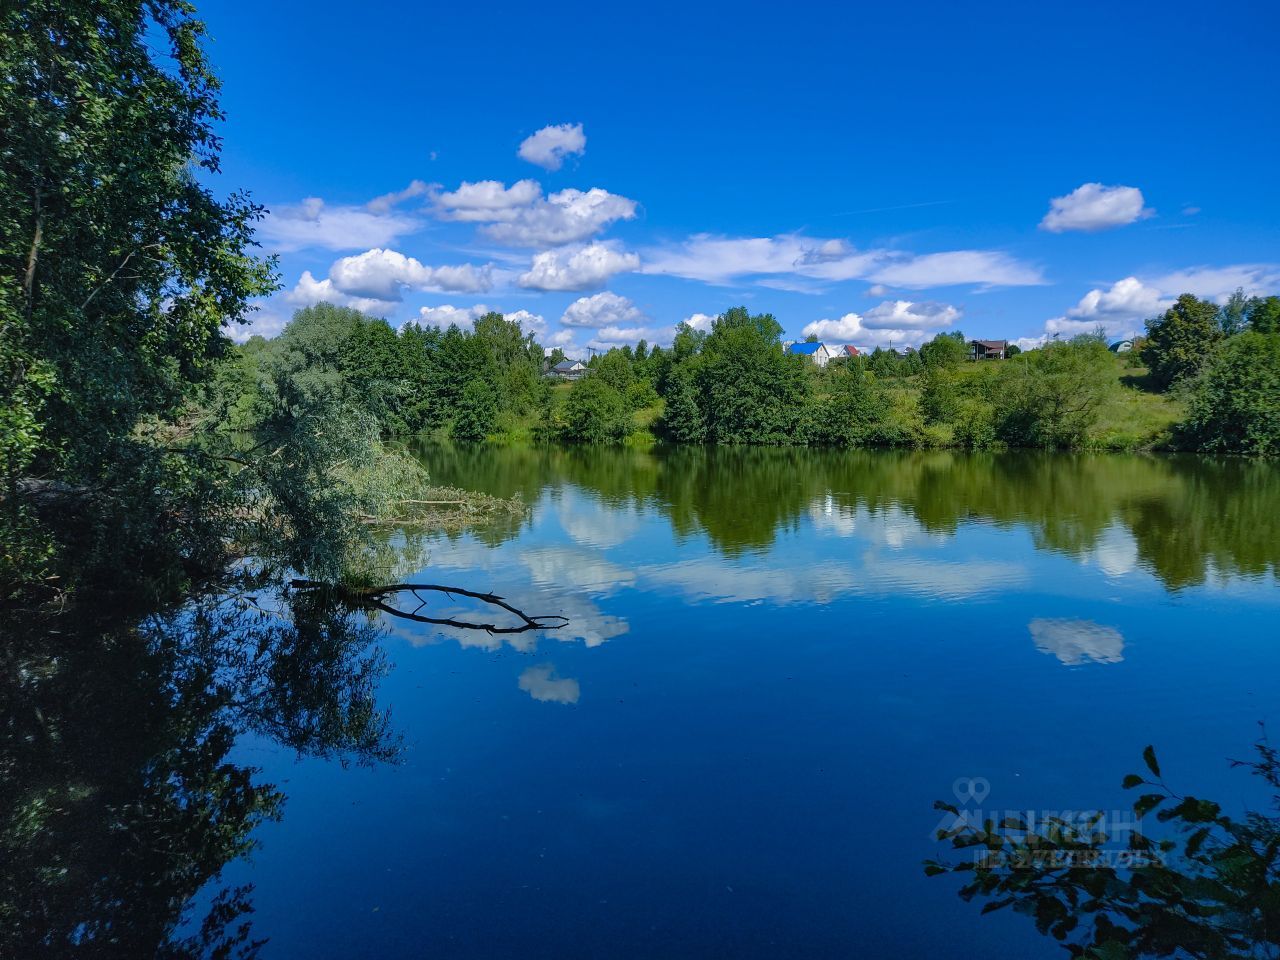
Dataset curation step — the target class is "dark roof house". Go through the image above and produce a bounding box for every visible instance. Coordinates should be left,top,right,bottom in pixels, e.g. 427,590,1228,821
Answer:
969,339,1009,360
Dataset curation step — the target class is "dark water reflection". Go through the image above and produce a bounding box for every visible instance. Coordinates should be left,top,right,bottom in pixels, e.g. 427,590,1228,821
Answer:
6,447,1280,958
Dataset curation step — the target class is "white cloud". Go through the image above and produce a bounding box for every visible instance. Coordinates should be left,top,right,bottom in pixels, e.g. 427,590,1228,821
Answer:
544,328,577,348
519,242,640,291
365,179,430,215
484,188,638,247
642,234,878,285
868,251,1045,289
561,291,646,328
284,271,395,315
433,180,637,247
434,179,543,222
228,308,291,342
1043,277,1168,339
505,309,547,334
411,304,545,334
683,312,717,331
261,198,421,252
1029,619,1124,666
861,299,961,330
1040,183,1153,233
518,664,580,704
1037,264,1280,342
518,123,586,171
413,303,489,329
587,325,673,350
328,248,493,300
642,234,1042,289
801,300,961,348
1148,263,1280,301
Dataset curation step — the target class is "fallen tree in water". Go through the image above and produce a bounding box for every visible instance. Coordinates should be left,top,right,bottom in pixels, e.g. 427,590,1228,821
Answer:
290,579,569,635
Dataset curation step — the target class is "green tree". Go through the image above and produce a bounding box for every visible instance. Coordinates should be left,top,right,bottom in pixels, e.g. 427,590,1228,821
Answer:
451,380,498,442
1218,287,1250,336
809,366,894,446
697,307,808,443
1182,332,1280,456
919,332,967,370
1,0,276,599
560,376,630,443
1247,295,1280,334
658,362,706,442
1143,294,1223,390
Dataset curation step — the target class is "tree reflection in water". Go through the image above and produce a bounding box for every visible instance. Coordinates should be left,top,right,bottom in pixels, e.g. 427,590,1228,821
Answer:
0,591,398,959
418,444,1280,590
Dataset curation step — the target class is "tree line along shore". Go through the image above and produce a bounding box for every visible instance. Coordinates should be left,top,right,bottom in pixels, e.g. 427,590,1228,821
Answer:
225,294,1280,456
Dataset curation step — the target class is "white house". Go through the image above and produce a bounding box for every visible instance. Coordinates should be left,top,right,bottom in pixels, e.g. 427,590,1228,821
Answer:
786,341,834,367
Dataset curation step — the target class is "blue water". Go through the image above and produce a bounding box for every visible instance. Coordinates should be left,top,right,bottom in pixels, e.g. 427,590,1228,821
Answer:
221,448,1280,957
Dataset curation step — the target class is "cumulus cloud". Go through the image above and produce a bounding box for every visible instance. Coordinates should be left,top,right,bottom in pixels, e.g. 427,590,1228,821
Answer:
861,299,961,330
433,180,637,247
801,300,961,349
1043,277,1168,339
434,179,543,222
642,234,1042,289
518,123,586,171
328,248,493,300
519,242,640,291
415,304,486,328
544,328,577,348
283,271,395,315
587,325,673,350
1040,183,1153,233
1036,264,1280,342
561,291,646,328
518,665,580,704
261,197,421,252
683,312,717,331
412,303,545,334
365,179,430,215
484,187,638,247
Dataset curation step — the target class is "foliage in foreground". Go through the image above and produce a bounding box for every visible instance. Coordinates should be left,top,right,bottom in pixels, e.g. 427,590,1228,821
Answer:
927,737,1280,958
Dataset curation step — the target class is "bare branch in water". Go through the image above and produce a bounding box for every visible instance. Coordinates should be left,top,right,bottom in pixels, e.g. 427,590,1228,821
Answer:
289,580,570,635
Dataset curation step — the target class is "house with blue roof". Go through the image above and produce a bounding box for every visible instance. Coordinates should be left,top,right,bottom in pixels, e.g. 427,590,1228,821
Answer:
786,340,833,367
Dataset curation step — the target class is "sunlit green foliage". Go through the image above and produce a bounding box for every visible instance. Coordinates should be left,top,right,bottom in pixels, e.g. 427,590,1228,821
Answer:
1,0,277,600
1143,294,1223,391
1182,332,1280,456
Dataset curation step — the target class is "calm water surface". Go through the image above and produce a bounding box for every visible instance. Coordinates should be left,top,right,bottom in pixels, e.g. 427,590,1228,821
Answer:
223,447,1280,958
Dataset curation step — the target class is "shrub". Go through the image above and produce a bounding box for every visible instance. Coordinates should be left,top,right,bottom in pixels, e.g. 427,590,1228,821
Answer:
560,377,631,444
993,338,1112,448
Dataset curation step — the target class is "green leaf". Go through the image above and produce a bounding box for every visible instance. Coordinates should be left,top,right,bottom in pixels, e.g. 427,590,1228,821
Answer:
1142,745,1161,778
1134,793,1165,818
1121,773,1144,789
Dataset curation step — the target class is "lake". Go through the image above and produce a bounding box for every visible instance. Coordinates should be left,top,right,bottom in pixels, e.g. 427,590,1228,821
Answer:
219,446,1280,957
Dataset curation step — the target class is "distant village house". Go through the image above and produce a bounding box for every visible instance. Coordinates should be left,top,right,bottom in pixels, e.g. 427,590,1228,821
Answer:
969,339,1009,360
550,359,587,380
787,341,834,367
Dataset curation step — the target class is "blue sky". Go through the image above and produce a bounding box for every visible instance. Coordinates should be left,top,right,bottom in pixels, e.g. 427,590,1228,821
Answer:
201,0,1280,353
